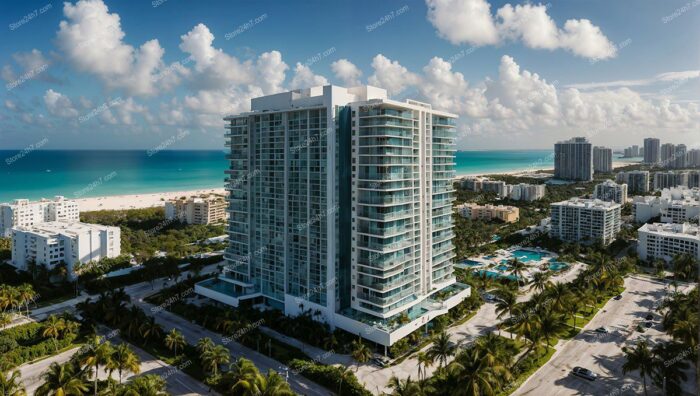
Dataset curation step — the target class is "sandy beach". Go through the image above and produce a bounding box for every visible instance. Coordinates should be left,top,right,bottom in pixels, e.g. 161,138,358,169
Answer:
75,188,226,211
454,161,632,178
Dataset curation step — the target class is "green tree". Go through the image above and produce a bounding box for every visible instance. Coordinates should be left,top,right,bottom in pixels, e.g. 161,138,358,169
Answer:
350,338,372,367
164,329,186,356
78,335,114,396
427,331,455,369
36,362,89,396
0,370,26,396
201,345,230,377
42,315,66,352
110,343,141,384
622,340,654,396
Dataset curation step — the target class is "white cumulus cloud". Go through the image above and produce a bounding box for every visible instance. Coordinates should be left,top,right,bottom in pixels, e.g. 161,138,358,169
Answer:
331,59,363,87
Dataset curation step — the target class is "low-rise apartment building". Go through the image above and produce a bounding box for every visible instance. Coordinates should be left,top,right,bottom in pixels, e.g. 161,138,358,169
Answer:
637,223,700,262
459,177,510,198
11,222,121,277
165,195,227,225
632,187,700,224
456,203,520,223
550,198,621,245
509,183,546,201
0,196,80,237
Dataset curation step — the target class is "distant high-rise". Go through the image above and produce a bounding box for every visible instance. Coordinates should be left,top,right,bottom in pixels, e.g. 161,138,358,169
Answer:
675,144,687,169
660,143,675,168
654,171,689,190
616,170,650,194
594,180,628,204
554,137,593,181
644,138,660,165
688,149,700,167
593,146,613,173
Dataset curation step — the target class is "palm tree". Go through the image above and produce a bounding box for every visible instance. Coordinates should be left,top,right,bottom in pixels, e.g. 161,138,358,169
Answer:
335,364,354,396
529,271,551,293
110,343,141,384
42,315,66,352
229,358,263,394
36,362,89,396
537,312,567,350
622,340,654,396
139,317,163,345
565,295,582,329
416,351,433,382
16,284,36,317
651,341,689,395
494,289,517,339
544,282,570,315
670,319,698,349
255,370,294,396
164,328,186,356
427,331,455,369
350,338,372,367
201,345,230,377
121,374,168,396
0,312,11,329
0,370,26,396
387,376,421,396
196,337,215,354
508,259,527,284
447,347,501,396
78,335,114,396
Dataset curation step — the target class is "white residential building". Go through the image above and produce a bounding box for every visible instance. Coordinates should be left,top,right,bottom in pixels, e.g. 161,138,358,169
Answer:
550,198,622,245
0,196,80,238
594,180,628,204
509,183,546,201
164,195,227,225
616,170,650,194
196,85,471,349
459,176,511,198
637,223,700,262
632,187,700,224
11,222,121,277
593,146,613,173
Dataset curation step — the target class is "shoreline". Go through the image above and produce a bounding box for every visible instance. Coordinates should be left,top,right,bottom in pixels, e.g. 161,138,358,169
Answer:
75,188,226,211
454,161,633,178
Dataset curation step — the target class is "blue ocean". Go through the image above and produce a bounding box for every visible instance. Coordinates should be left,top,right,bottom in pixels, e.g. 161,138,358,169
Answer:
0,149,635,202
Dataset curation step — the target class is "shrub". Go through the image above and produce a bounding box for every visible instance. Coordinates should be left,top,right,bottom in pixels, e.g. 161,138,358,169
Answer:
288,359,371,396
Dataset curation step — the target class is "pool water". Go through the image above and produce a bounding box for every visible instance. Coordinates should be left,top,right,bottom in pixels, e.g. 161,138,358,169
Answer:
511,249,549,263
548,262,569,271
461,260,483,267
496,264,510,271
476,270,519,281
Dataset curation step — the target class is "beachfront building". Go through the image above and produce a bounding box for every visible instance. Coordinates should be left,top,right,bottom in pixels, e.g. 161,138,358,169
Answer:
0,196,80,238
456,203,520,223
509,183,546,201
623,145,640,158
459,176,510,198
644,138,660,165
554,137,593,181
594,180,628,204
11,222,121,277
637,223,700,262
654,171,689,190
661,143,676,168
164,195,227,225
198,85,471,349
550,198,622,245
674,144,687,169
616,170,650,194
593,146,613,173
632,187,700,224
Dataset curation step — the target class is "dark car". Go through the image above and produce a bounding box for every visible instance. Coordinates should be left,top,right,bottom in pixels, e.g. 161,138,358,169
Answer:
595,327,608,334
645,321,653,328
613,295,622,300
571,367,597,381
645,313,654,321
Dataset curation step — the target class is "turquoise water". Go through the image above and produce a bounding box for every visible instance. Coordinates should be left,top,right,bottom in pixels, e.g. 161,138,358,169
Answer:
460,260,483,267
0,149,637,202
549,262,569,271
511,249,549,262
495,264,510,271
476,270,519,281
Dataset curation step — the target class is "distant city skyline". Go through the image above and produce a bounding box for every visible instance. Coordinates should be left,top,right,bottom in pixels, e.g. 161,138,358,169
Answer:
1,0,699,150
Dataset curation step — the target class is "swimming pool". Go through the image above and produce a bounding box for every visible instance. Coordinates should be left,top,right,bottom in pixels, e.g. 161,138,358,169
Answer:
510,249,549,263
548,262,569,271
476,270,519,281
496,264,510,272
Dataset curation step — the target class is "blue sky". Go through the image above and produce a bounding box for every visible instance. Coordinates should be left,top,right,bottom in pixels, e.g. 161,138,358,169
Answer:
0,0,698,150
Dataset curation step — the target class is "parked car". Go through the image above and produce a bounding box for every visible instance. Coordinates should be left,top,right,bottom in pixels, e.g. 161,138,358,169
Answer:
371,356,390,368
645,313,654,321
595,327,608,334
613,294,623,300
571,367,598,381
645,321,653,328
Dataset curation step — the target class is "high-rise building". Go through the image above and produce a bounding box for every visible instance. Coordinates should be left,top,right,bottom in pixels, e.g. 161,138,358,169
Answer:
616,170,650,194
550,198,622,245
654,171,689,190
594,180,628,204
660,143,676,168
0,196,80,238
637,223,700,263
674,144,687,169
554,137,593,181
687,149,700,167
509,183,546,201
11,222,121,277
689,171,700,188
165,195,227,225
196,85,471,349
644,138,660,165
593,146,613,173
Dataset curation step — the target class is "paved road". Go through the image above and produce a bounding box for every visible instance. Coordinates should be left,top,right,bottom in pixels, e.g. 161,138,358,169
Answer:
17,331,212,396
353,263,586,394
512,275,696,396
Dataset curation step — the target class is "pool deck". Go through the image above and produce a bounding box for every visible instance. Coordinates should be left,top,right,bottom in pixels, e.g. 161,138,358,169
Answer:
457,247,570,282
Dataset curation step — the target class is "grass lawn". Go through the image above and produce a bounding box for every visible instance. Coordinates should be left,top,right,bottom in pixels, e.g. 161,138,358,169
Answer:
561,287,625,339
498,345,555,396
